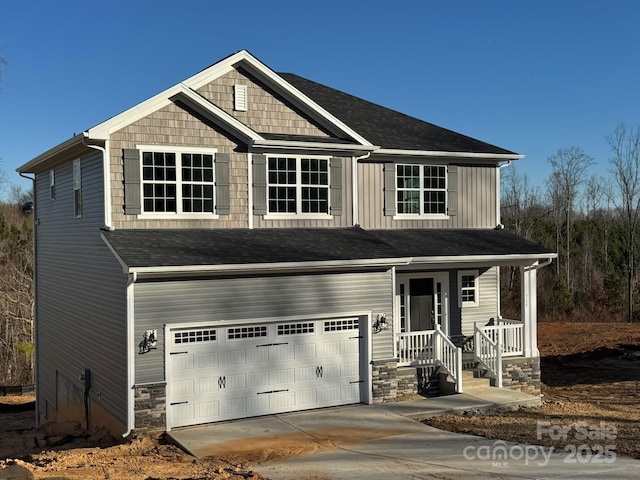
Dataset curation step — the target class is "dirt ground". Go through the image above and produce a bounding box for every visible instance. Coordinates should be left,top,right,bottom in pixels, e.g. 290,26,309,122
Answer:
427,322,640,460
1,321,639,479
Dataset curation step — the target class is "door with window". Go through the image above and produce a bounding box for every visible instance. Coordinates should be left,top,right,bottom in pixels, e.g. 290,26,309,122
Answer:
396,273,449,335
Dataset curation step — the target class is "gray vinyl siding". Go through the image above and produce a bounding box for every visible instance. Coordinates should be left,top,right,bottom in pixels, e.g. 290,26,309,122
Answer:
35,151,128,426
456,267,499,336
358,162,497,229
134,270,393,384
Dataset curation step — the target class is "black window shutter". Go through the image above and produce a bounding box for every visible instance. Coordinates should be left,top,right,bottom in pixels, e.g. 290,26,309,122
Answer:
329,157,343,216
253,154,267,215
123,149,141,215
215,153,230,215
383,162,396,216
447,165,458,216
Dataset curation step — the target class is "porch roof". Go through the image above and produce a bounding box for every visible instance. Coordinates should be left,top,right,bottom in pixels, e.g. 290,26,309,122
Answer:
102,227,554,275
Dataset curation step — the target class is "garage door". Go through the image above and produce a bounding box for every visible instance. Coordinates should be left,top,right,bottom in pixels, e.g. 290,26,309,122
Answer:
167,317,364,428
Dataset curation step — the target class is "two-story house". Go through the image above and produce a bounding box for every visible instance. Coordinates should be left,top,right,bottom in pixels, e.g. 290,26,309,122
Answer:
18,50,555,436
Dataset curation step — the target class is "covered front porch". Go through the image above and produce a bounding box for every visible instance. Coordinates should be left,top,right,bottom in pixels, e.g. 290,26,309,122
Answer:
392,259,552,395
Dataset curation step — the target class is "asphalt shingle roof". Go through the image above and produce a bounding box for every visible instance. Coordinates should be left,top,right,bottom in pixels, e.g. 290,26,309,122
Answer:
103,228,552,269
279,73,517,155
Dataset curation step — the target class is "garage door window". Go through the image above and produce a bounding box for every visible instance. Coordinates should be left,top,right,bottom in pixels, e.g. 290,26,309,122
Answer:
324,318,359,332
174,328,217,344
227,325,268,340
277,322,315,336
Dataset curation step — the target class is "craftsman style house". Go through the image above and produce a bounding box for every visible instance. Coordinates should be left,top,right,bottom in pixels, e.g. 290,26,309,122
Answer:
18,50,555,436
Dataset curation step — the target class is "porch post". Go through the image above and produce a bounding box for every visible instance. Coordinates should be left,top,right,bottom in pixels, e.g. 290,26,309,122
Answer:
521,263,540,357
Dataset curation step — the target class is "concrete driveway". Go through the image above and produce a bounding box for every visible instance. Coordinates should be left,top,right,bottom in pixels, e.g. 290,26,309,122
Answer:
169,392,640,479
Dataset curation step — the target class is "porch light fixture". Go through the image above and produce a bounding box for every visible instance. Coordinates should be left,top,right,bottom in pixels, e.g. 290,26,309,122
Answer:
139,329,157,354
373,313,388,333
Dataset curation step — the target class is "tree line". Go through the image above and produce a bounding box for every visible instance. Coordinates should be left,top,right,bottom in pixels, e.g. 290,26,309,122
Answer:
501,123,640,323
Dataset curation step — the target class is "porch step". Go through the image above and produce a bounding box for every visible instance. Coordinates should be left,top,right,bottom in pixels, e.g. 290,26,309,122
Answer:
461,369,492,389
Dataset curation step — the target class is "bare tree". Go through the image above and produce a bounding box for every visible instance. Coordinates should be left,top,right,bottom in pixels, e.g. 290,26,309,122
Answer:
607,124,640,322
548,147,594,289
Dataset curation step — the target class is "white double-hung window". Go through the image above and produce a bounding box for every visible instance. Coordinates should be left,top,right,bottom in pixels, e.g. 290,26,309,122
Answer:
140,147,215,215
396,164,447,216
267,156,330,215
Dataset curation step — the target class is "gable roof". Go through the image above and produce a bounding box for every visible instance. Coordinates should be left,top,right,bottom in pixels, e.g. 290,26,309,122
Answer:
279,73,518,156
102,227,554,275
18,50,522,173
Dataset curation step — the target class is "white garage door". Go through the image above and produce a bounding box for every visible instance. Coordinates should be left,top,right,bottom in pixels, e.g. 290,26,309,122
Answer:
167,317,364,428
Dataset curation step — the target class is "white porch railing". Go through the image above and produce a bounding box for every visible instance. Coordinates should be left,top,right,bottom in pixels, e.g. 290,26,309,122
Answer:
474,324,503,388
397,325,462,393
479,318,524,357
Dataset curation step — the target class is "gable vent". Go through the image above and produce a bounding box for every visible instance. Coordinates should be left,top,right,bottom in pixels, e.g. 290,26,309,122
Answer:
234,84,247,111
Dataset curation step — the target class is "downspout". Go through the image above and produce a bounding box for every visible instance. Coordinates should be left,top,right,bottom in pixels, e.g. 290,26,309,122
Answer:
248,153,253,229
352,152,371,226
123,271,137,438
19,172,38,425
83,134,113,230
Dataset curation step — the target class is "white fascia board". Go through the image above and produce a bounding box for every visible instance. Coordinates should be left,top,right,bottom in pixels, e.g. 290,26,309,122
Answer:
409,253,557,266
172,84,262,144
87,52,244,139
252,139,379,152
17,134,86,173
374,149,525,161
129,257,411,276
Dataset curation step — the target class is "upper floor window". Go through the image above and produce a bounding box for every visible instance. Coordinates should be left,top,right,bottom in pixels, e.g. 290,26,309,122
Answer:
396,164,446,215
141,148,215,214
268,156,329,214
73,159,82,218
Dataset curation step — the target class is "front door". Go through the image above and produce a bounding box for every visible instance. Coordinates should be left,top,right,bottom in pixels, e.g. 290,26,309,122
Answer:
410,278,434,331
397,272,449,335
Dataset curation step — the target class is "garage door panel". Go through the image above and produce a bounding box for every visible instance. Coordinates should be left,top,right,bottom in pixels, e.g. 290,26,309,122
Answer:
297,365,318,382
247,371,269,387
173,379,194,397
197,401,219,419
196,352,219,369
197,377,218,394
168,317,364,428
295,343,317,359
274,368,295,384
247,348,269,364
224,350,246,366
270,345,295,361
172,354,194,372
322,341,341,356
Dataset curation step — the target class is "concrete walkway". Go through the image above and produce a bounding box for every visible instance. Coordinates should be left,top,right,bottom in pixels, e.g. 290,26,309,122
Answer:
168,388,640,479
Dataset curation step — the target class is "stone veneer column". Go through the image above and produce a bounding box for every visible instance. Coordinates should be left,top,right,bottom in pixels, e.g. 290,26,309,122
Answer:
134,383,166,429
501,357,541,396
371,359,398,403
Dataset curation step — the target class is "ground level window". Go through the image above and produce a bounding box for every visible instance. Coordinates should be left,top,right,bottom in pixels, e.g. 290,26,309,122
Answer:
458,270,479,307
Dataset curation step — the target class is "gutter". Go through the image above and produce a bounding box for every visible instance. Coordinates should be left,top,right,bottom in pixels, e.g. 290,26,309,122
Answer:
17,134,85,173
374,148,524,161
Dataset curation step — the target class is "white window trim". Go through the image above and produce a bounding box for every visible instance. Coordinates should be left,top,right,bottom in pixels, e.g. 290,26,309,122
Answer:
394,163,448,218
136,145,219,219
458,270,479,308
264,155,333,219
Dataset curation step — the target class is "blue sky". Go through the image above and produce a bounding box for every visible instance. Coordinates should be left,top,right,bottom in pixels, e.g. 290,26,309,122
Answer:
1,0,639,196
